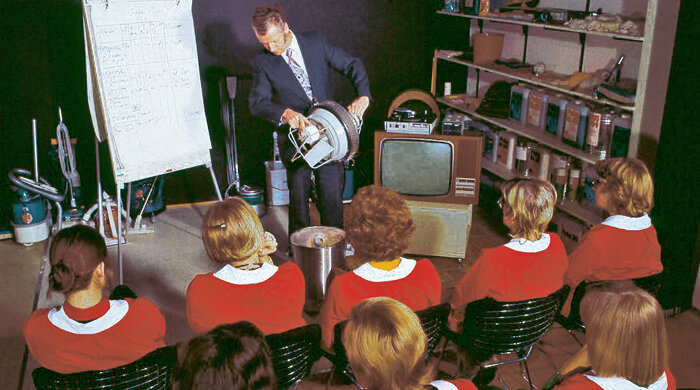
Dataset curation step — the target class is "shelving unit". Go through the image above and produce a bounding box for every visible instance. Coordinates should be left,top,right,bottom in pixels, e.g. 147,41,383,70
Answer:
430,0,679,226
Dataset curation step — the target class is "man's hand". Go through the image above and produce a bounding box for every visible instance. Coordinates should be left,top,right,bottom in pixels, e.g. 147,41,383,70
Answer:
347,96,370,118
282,108,312,131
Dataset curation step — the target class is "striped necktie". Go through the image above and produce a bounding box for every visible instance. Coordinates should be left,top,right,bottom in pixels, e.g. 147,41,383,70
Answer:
285,48,313,101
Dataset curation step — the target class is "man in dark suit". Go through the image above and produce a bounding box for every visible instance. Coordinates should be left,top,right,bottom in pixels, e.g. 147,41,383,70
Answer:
249,4,371,247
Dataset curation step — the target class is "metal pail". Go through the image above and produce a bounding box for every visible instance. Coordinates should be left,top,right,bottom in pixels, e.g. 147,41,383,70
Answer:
290,226,345,313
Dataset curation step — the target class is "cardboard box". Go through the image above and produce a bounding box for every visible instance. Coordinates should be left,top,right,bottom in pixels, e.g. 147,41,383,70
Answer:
265,161,289,206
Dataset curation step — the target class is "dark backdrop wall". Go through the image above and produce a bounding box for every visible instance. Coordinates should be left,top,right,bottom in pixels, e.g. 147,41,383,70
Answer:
1,0,469,228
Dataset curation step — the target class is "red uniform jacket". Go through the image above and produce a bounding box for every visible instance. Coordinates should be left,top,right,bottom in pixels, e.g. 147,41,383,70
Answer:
564,214,662,287
449,233,568,330
319,258,441,349
186,261,306,335
24,297,166,374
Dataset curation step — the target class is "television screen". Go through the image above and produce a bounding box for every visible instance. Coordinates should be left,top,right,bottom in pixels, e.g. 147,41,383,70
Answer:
380,139,453,196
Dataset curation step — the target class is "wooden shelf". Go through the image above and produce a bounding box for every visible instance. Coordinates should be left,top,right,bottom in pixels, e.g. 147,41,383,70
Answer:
436,50,635,111
437,95,603,165
556,199,604,226
481,158,515,180
436,10,645,42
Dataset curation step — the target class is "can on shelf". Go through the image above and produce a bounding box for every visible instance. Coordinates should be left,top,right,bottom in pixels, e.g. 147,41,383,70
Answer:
509,85,531,124
544,93,568,138
527,89,549,130
562,100,589,149
496,131,516,170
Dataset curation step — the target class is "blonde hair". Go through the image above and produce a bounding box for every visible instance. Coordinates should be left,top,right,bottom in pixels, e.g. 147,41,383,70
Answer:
201,197,264,265
595,157,654,217
501,178,557,241
342,297,434,390
581,281,668,386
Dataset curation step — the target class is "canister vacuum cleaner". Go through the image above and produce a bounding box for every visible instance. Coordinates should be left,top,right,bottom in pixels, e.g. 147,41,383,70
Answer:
8,119,65,245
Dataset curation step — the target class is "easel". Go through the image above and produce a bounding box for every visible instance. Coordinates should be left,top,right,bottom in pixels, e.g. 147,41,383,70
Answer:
92,135,223,285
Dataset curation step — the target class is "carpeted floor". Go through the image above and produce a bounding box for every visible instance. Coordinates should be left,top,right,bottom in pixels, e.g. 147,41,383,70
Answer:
2,204,699,389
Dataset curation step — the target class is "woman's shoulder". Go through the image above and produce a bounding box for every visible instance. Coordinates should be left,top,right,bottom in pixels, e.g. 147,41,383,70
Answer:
429,378,477,390
557,374,601,390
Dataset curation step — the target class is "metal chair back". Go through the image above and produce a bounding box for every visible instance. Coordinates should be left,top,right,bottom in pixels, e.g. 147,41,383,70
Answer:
327,303,451,380
265,324,321,390
32,346,176,390
559,273,663,333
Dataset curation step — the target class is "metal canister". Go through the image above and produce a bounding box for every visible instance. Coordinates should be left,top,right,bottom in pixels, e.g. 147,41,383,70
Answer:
510,85,531,124
514,137,532,177
544,94,568,138
238,184,266,217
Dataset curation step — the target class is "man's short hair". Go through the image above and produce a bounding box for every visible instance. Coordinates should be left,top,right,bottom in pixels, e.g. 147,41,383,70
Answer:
175,321,277,390
595,157,654,217
500,178,557,241
252,4,286,35
581,281,668,386
345,185,415,263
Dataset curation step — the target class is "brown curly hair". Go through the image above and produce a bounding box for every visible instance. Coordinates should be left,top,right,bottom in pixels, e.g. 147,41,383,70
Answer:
346,185,415,263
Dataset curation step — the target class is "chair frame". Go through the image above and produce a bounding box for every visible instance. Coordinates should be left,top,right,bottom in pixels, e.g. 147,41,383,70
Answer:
555,273,663,340
32,345,177,390
442,286,570,390
265,323,322,390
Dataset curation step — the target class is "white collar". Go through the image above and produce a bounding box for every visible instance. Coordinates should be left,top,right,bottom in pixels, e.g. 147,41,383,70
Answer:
503,233,551,253
213,263,279,285
601,214,652,231
430,380,458,390
353,258,417,282
47,300,129,335
585,371,668,390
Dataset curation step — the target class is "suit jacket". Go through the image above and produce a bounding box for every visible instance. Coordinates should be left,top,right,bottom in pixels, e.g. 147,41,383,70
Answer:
248,31,371,124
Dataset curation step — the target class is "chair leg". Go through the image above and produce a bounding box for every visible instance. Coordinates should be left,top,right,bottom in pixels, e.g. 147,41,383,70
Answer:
498,375,511,390
521,360,536,390
567,330,584,346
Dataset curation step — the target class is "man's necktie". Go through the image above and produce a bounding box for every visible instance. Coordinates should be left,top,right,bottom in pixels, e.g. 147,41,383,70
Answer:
285,48,313,101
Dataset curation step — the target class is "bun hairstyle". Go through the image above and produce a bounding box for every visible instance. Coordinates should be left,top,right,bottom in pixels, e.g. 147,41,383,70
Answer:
49,225,108,295
201,197,264,265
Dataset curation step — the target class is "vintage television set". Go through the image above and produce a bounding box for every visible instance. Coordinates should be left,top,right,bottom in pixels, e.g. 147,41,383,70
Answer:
374,131,482,260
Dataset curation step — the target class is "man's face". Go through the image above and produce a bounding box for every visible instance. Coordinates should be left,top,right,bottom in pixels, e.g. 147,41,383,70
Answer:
255,22,291,56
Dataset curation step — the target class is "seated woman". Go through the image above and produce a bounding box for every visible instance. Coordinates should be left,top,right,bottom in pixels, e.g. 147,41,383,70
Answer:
339,297,475,390
564,157,662,288
23,225,166,373
556,281,676,390
175,321,276,390
318,185,441,349
186,196,306,335
449,178,568,331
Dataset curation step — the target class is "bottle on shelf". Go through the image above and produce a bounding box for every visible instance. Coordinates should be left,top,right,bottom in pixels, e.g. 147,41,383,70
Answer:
509,85,531,125
553,167,569,203
544,93,568,139
526,88,549,130
562,100,589,149
610,112,632,157
566,168,581,202
496,131,516,170
586,105,614,160
582,163,598,208
514,137,532,177
530,144,551,181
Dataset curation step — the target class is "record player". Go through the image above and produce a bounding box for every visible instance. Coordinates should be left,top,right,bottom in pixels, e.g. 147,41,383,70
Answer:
384,89,440,135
